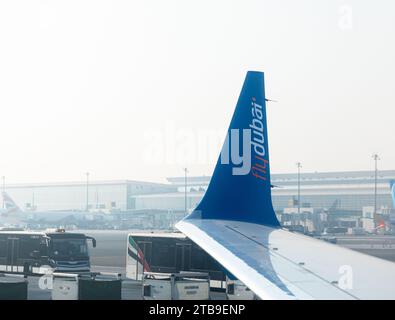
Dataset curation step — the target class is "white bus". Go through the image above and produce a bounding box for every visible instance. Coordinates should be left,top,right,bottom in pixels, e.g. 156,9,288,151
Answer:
126,232,225,287
0,228,96,274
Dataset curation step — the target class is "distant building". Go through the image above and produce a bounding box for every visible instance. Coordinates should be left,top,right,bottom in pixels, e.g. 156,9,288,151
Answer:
278,207,327,234
5,170,395,219
5,180,176,212
134,170,395,214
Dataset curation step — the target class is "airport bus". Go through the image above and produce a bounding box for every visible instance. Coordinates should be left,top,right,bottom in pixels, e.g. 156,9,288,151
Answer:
126,232,225,287
0,228,96,274
126,232,257,298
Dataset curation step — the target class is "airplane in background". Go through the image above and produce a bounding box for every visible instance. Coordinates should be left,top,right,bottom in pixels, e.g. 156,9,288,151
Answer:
0,191,95,226
176,71,395,299
0,192,27,227
0,191,23,216
389,180,395,226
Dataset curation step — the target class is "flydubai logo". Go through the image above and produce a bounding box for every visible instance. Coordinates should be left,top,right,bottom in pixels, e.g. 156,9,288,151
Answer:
221,97,269,180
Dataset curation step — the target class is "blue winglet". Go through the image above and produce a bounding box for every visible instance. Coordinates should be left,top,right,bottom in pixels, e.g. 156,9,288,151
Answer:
187,71,280,227
390,180,395,209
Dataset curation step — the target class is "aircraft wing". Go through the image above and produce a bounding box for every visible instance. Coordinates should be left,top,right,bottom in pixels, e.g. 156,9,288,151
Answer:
177,219,395,299
176,71,395,300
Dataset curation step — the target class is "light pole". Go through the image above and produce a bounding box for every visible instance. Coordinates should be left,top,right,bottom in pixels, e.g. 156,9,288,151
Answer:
184,168,188,215
372,154,380,223
296,162,302,215
85,172,90,211
2,176,5,209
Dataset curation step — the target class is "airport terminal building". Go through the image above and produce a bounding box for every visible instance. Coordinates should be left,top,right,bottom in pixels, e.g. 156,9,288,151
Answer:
134,170,395,214
4,170,395,215
4,180,177,212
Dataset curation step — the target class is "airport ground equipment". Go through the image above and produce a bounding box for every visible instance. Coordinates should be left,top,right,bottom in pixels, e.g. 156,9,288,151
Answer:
0,229,96,274
51,272,79,300
226,277,256,300
0,273,28,300
142,271,210,300
126,232,225,288
79,272,122,300
51,272,122,300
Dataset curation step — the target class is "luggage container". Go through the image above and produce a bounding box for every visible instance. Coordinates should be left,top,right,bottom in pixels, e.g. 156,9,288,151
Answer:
0,274,28,300
51,273,79,300
225,277,256,300
142,271,210,300
79,272,122,300
51,272,122,300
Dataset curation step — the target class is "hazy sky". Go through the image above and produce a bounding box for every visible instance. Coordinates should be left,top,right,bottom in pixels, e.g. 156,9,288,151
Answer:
0,0,394,184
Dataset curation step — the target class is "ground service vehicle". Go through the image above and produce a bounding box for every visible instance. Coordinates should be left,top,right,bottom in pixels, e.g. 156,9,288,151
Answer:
0,229,96,274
